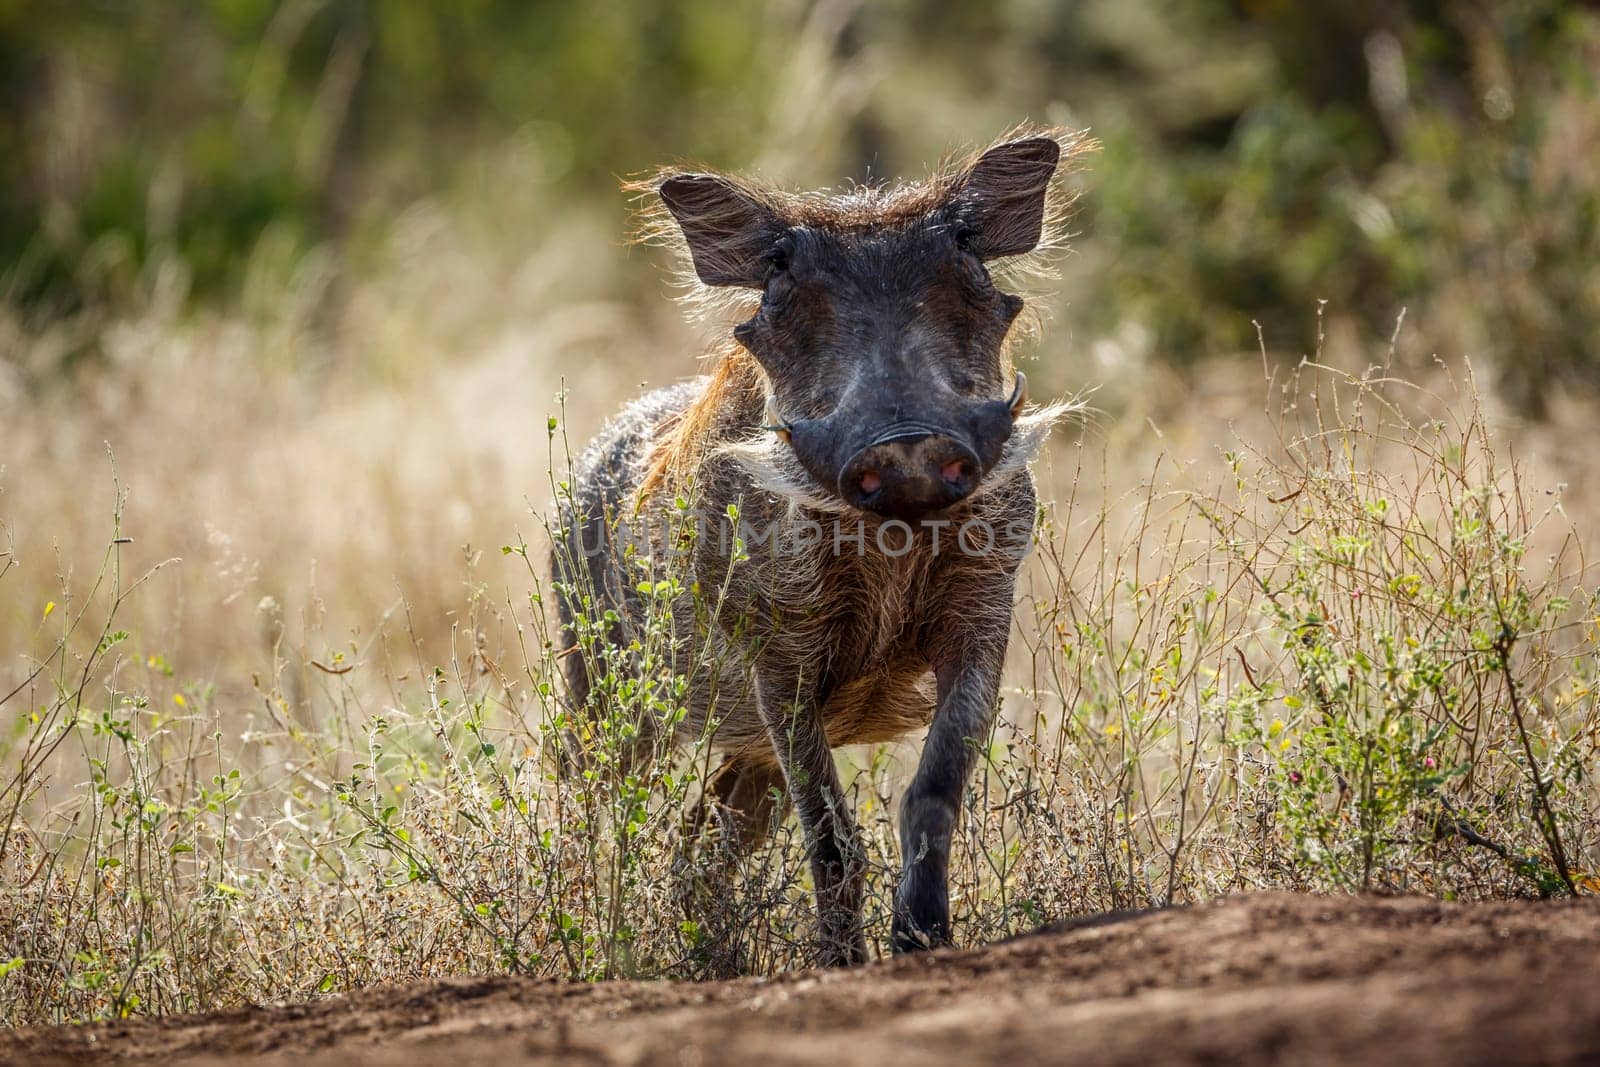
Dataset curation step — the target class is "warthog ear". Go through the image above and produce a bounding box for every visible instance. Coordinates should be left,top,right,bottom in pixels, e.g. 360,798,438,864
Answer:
657,174,786,288
951,136,1062,260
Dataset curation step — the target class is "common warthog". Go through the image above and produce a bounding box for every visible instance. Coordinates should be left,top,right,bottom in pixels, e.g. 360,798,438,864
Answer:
554,129,1084,967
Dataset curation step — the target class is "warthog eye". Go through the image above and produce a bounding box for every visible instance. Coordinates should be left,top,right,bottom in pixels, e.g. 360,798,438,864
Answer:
759,236,795,312
764,234,794,275
952,225,992,286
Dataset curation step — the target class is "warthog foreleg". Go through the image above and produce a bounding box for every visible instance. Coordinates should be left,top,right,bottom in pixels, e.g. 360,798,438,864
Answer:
756,666,868,967
893,626,1009,953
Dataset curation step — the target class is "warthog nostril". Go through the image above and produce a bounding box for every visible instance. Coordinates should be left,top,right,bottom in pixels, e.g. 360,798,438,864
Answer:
940,459,969,486
858,470,882,495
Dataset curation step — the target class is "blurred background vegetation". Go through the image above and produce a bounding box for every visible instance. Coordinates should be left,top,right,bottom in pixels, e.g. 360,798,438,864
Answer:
3,0,1598,413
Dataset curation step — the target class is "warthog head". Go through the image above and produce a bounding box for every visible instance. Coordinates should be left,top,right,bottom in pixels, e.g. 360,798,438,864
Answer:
656,136,1064,521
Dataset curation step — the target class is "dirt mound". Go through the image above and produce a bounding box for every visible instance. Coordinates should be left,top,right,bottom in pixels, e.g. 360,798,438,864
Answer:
7,893,1599,1067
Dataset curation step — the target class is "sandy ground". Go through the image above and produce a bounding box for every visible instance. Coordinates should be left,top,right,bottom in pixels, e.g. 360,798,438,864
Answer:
6,892,1599,1066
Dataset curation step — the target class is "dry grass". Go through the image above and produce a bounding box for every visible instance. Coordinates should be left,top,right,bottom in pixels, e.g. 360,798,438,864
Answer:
3,184,1600,1026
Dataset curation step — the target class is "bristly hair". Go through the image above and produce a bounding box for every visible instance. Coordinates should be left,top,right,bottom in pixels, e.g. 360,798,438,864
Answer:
629,124,1097,501
636,338,767,501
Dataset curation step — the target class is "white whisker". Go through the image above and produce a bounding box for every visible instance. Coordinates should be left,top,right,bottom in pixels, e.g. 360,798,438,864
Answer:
718,435,855,514
974,399,1080,495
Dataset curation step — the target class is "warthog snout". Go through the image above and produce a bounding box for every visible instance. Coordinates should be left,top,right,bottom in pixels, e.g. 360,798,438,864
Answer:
839,432,984,518
782,372,1028,519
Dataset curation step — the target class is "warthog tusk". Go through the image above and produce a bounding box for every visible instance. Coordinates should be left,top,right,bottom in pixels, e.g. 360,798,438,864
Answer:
763,397,793,444
1008,371,1028,416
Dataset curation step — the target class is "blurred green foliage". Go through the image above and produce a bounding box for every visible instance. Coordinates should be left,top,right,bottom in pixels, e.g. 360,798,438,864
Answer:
0,0,783,311
3,0,1598,409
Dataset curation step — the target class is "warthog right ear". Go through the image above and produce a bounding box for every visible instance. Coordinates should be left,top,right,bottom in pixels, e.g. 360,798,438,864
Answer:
657,174,786,288
951,136,1062,261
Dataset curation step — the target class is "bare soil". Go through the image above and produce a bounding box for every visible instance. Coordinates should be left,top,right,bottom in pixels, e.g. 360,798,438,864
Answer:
7,892,1599,1066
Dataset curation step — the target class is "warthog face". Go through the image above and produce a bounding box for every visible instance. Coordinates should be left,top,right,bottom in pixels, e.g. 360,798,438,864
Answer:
658,137,1061,521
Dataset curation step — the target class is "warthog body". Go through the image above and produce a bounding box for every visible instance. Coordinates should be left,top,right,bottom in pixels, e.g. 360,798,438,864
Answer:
554,130,1082,966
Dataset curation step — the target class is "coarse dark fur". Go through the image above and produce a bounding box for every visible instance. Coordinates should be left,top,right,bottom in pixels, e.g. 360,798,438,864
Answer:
553,127,1090,967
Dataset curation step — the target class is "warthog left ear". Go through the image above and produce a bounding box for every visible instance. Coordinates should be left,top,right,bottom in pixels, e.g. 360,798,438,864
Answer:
950,136,1062,261
657,174,787,288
